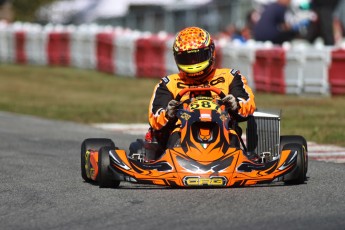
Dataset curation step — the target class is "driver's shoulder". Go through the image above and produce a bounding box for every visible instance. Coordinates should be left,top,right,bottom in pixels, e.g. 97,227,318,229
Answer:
161,73,180,84
214,68,239,76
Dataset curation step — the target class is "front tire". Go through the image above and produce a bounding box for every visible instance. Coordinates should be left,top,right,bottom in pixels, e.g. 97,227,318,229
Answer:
98,146,120,188
81,138,115,182
280,135,308,174
282,143,306,185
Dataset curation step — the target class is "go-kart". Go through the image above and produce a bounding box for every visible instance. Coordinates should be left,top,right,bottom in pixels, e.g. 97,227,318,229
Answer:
81,86,308,188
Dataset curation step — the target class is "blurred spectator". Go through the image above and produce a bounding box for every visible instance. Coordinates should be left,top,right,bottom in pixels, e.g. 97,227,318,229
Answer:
239,26,252,41
216,24,237,40
216,24,249,43
253,0,298,44
242,9,261,41
306,0,339,45
283,1,316,40
333,0,345,44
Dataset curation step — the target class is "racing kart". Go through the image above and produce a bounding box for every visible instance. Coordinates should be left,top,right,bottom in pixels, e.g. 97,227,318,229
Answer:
81,86,308,188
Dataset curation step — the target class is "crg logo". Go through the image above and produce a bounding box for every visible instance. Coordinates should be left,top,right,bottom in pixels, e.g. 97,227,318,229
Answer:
183,176,227,186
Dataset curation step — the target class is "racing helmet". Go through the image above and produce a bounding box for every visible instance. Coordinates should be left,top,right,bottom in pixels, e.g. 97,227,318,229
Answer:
173,27,216,83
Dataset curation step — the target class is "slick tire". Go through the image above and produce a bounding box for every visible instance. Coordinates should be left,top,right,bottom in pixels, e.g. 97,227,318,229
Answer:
81,138,115,182
98,146,120,188
280,135,308,152
280,135,308,174
282,143,306,185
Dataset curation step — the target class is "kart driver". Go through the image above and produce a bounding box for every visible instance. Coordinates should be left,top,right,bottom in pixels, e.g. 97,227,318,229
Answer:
147,26,256,155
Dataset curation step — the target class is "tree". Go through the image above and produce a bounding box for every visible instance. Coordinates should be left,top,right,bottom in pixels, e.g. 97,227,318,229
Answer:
12,0,57,22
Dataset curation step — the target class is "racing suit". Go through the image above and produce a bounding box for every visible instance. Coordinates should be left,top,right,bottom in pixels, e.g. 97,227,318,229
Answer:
148,68,256,150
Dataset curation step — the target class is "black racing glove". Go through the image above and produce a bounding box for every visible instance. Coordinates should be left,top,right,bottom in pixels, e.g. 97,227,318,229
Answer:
221,94,239,111
165,100,180,119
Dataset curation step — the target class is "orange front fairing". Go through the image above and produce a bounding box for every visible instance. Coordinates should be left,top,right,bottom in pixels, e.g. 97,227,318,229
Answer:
109,149,181,186
107,146,298,187
227,149,297,186
107,147,239,187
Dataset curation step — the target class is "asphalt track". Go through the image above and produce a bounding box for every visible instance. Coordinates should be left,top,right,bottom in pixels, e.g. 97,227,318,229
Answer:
1,111,344,230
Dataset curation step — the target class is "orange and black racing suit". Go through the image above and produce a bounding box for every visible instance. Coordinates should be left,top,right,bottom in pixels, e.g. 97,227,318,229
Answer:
148,68,256,150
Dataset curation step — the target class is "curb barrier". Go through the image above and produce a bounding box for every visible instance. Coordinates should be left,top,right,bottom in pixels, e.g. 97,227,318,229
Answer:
96,31,115,74
164,36,179,75
114,30,141,77
25,25,48,65
70,25,98,70
253,47,286,94
15,30,26,64
329,49,345,95
0,24,9,62
47,31,70,66
6,26,15,63
1,22,345,96
221,42,256,91
302,48,331,95
135,33,169,78
284,48,305,94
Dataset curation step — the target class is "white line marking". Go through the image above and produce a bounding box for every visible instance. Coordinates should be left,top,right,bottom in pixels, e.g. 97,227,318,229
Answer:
93,123,345,164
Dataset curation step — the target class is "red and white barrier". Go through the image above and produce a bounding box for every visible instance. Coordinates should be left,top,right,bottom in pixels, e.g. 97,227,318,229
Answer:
114,29,142,77
1,22,345,96
0,22,9,62
96,29,115,74
164,36,179,75
329,49,345,95
70,25,99,70
221,40,257,91
284,47,305,95
135,32,169,78
254,47,286,94
5,23,16,63
302,47,332,95
14,30,26,64
25,24,48,66
47,30,70,66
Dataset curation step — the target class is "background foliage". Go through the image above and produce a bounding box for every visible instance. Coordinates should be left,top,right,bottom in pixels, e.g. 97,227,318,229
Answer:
11,0,56,22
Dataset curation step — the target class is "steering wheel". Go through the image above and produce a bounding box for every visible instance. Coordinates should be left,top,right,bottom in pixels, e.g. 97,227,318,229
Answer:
174,86,226,102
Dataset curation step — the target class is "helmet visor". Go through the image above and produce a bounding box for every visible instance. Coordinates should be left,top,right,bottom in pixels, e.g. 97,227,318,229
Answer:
175,47,212,65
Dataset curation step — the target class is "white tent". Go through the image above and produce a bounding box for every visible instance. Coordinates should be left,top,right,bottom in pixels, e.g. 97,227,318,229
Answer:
37,0,212,24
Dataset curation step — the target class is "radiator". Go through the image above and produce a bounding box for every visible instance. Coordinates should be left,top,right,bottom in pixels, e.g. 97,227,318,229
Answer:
246,111,281,157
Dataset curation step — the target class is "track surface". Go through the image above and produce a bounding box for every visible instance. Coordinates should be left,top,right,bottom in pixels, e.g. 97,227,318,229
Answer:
1,112,344,230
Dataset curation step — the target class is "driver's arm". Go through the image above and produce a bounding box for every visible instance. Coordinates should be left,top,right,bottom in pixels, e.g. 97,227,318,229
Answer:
148,79,174,130
228,70,256,119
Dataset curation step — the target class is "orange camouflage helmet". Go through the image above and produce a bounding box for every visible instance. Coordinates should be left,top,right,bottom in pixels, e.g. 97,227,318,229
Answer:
173,27,216,83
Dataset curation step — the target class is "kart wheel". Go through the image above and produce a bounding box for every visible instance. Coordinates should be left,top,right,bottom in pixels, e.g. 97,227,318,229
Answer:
81,138,115,182
280,135,308,152
282,143,306,185
280,135,308,174
98,146,120,188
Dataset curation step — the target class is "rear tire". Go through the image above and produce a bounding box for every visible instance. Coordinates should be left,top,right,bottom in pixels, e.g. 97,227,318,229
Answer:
98,146,120,188
81,138,115,182
282,143,306,185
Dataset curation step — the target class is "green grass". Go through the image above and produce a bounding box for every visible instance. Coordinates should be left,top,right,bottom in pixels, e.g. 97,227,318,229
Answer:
1,64,345,146
0,64,157,123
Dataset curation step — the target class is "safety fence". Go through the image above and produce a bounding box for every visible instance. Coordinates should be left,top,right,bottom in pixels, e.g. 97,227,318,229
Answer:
1,21,345,96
